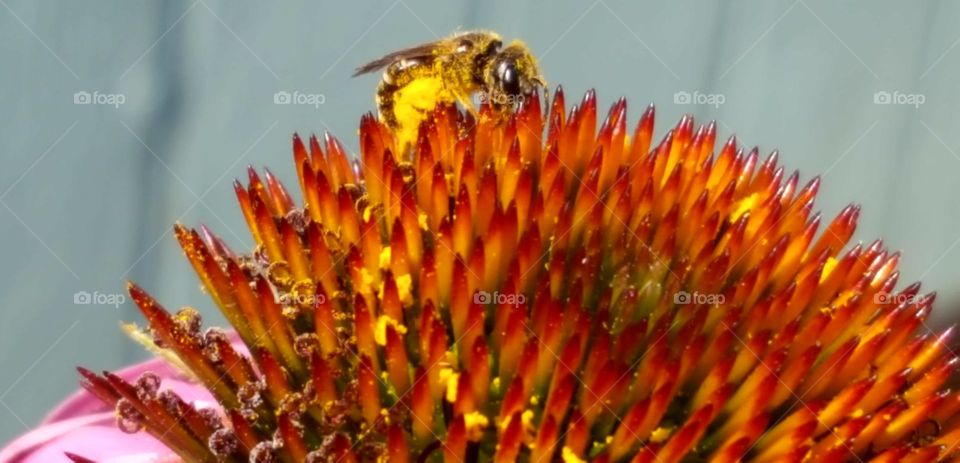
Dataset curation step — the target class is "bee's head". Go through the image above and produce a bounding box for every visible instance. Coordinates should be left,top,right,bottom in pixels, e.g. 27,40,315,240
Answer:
485,41,545,110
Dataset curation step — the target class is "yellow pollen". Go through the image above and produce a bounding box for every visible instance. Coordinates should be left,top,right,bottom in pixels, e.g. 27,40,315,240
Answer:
395,273,413,305
443,371,459,403
379,246,392,269
394,77,447,149
650,426,672,443
521,409,535,434
562,447,587,463
463,411,489,440
731,193,759,221
820,257,839,283
374,315,406,346
360,268,375,291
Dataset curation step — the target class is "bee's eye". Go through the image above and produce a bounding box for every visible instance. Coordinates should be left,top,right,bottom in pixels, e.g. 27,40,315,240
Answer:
495,60,521,96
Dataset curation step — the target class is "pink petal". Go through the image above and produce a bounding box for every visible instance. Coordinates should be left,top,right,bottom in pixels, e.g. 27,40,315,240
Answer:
0,332,245,463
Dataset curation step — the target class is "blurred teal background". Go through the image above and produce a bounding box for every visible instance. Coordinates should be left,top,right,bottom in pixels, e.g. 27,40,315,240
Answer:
3,0,960,449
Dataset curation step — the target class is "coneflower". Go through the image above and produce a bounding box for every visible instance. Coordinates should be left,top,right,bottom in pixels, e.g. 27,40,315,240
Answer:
75,88,960,462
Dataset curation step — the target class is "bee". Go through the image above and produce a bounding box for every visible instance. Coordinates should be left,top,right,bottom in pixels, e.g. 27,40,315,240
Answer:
353,30,546,151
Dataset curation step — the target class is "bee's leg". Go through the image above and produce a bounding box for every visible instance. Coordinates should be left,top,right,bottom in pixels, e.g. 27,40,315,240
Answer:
540,86,550,107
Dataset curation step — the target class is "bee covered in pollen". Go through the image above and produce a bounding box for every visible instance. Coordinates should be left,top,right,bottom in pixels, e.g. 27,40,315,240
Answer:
353,30,546,151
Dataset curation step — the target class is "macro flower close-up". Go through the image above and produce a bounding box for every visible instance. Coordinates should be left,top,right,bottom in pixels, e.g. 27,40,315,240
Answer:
4,90,958,462
4,2,960,463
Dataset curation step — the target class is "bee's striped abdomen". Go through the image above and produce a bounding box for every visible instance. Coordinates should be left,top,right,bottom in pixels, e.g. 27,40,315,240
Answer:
376,77,401,131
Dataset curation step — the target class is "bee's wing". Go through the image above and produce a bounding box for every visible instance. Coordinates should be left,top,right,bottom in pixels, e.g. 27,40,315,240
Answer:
352,42,441,77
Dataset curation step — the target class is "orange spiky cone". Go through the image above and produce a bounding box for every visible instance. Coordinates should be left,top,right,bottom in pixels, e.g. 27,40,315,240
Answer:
76,88,960,462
